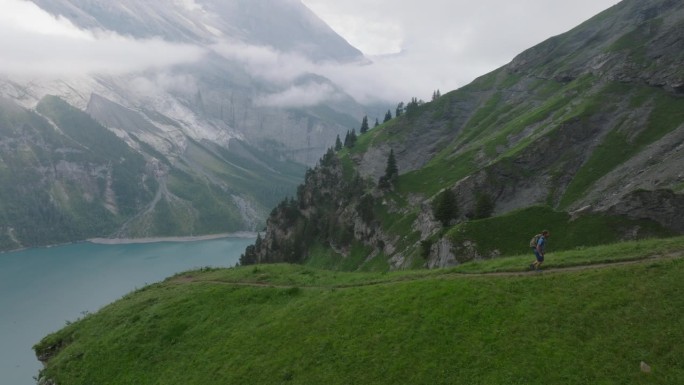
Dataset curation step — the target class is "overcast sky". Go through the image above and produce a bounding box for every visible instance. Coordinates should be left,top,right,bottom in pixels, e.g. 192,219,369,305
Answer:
301,0,619,101
0,0,619,104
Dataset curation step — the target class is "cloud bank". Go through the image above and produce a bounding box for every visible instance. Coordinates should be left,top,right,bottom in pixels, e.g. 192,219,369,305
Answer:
220,0,621,106
302,0,620,102
0,0,205,78
0,0,620,108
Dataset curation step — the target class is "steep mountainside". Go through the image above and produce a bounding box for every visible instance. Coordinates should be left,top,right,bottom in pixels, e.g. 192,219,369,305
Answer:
0,95,301,250
0,0,373,250
248,0,684,270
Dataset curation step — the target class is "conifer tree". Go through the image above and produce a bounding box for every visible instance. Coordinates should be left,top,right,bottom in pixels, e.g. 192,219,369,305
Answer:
406,97,419,114
396,102,404,117
349,129,357,147
379,149,398,189
474,192,494,219
385,149,398,180
384,110,392,123
360,115,369,134
335,134,342,151
432,188,458,227
374,118,380,128
344,129,357,148
432,89,441,101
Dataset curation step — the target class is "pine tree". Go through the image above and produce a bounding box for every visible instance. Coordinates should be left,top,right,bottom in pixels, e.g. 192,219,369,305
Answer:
334,134,342,151
396,102,404,117
374,118,380,128
386,149,398,179
432,89,441,101
432,189,458,227
406,97,419,114
379,149,399,189
239,244,257,265
360,115,369,134
349,129,357,147
384,110,392,123
344,129,357,148
474,192,494,219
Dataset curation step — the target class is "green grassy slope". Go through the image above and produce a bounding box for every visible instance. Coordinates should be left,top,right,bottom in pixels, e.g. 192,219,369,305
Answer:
35,237,684,385
321,73,683,269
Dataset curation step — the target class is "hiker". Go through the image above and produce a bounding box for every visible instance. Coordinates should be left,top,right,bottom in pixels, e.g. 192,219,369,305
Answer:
529,230,550,271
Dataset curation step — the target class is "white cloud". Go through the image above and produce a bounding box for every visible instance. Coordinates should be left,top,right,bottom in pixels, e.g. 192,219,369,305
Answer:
127,72,200,100
255,82,342,108
175,0,203,12
0,0,205,78
211,39,315,85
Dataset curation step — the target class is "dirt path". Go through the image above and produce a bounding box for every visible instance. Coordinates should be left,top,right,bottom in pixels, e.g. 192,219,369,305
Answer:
450,251,683,278
170,251,684,290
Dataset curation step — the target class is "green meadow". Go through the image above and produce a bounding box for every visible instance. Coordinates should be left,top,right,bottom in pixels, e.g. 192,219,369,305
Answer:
35,237,684,385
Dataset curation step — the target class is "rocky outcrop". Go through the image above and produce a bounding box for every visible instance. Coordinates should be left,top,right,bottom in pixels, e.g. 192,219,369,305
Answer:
426,238,458,269
607,189,684,233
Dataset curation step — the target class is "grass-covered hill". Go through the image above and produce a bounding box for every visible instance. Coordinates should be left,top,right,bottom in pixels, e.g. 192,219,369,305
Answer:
250,0,684,270
35,237,684,384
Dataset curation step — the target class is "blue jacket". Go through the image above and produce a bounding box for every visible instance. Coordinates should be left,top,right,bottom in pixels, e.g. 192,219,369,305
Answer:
536,236,546,254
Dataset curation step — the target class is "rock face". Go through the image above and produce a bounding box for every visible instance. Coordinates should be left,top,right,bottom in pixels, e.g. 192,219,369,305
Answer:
249,0,684,270
16,0,368,166
0,0,376,250
607,190,684,233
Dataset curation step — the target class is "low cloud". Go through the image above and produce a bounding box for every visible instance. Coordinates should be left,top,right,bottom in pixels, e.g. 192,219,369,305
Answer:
255,82,343,108
1,0,619,109
211,38,446,105
127,72,200,100
212,40,315,85
0,0,205,78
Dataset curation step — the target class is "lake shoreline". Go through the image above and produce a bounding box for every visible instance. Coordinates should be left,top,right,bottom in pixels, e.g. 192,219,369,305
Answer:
87,232,258,245
0,232,257,255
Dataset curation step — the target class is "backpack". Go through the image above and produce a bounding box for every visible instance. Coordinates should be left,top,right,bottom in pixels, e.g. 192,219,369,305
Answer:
529,234,541,248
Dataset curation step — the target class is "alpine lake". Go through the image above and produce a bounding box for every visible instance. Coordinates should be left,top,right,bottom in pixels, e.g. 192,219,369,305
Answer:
0,235,255,385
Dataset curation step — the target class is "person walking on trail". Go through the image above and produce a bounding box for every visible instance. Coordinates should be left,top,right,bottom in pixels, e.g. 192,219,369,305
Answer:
530,230,550,271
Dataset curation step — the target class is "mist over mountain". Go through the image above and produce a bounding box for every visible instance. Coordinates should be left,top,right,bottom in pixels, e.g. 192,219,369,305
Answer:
0,0,378,250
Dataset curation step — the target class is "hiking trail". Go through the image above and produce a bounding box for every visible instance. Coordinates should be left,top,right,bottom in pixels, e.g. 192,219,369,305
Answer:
170,251,684,290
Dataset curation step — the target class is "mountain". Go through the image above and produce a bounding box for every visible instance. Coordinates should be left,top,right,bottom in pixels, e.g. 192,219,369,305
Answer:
0,0,375,250
248,0,684,270
30,2,684,383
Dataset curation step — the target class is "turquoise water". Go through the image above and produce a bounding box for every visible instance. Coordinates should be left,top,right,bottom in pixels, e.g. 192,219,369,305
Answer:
0,237,255,385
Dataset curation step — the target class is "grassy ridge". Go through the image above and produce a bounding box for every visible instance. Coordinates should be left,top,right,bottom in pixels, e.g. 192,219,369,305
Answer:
35,237,684,385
